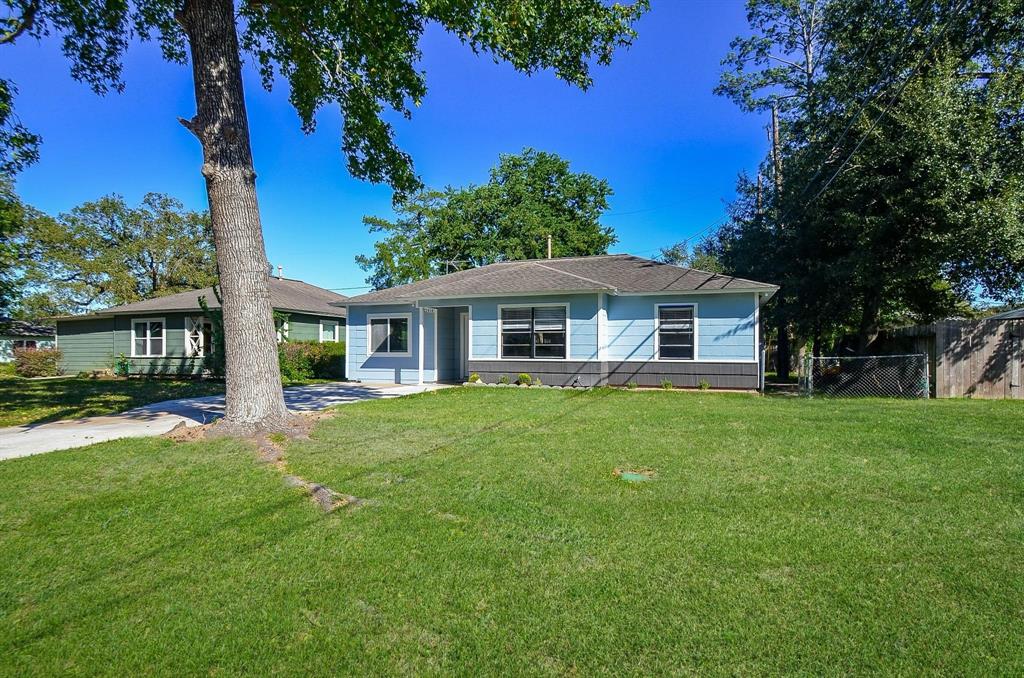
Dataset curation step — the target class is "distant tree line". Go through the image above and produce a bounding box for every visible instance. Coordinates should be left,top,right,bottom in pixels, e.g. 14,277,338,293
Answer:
0,186,216,318
356,149,617,290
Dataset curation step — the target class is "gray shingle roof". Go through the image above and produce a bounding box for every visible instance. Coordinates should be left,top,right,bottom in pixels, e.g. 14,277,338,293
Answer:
59,278,347,319
987,307,1024,321
0,317,54,337
343,254,777,304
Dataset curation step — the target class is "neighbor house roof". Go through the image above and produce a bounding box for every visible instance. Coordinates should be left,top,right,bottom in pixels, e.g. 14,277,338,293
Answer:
57,278,347,320
0,317,55,337
987,307,1024,321
342,254,778,304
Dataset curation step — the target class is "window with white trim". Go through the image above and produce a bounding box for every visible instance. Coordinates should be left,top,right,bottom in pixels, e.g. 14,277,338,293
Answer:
320,319,339,342
132,319,165,357
657,305,694,360
500,306,566,359
186,316,213,358
13,340,37,350
369,316,409,354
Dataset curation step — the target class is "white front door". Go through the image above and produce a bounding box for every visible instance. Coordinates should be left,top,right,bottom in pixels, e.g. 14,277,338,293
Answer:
459,312,469,380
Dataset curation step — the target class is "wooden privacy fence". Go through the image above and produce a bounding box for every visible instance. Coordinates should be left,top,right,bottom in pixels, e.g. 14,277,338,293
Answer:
884,319,1023,399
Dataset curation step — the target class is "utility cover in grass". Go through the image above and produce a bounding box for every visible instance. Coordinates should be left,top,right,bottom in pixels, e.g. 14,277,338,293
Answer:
614,467,655,482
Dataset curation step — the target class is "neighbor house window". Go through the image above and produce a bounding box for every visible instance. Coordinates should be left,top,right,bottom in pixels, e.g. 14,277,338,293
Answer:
320,319,339,343
369,316,410,355
132,318,165,357
13,340,37,350
500,306,567,359
186,316,213,358
657,305,695,360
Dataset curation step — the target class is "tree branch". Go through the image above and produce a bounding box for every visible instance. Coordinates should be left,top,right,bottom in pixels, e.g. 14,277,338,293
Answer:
0,0,38,45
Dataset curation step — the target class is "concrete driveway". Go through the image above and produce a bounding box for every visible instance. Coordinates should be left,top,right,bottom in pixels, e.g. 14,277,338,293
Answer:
0,382,444,461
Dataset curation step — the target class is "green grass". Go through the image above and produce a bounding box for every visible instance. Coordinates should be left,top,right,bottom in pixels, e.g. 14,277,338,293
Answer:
1,388,1022,675
0,375,226,427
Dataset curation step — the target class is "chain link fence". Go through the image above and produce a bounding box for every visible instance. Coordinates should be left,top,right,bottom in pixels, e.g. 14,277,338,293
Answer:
801,354,930,398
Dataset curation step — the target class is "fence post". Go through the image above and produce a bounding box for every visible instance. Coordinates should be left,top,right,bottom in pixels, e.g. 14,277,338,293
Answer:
804,355,814,398
924,354,930,399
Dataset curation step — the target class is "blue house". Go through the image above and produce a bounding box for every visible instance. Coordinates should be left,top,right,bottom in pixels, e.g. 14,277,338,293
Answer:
340,254,778,389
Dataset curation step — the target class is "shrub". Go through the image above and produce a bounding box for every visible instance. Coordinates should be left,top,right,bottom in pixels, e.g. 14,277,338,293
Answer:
278,340,346,381
113,353,131,377
533,375,541,386
499,375,510,385
698,379,712,390
468,372,481,383
626,381,638,390
660,379,674,390
516,373,532,386
14,347,63,377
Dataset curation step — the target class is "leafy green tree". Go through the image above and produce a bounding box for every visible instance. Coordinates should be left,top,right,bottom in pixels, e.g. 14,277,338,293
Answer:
716,0,1024,361
0,177,26,314
357,149,617,289
0,0,647,430
657,238,722,274
17,193,216,316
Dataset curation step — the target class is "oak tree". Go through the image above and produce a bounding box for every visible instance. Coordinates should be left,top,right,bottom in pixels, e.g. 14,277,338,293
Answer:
1,0,647,431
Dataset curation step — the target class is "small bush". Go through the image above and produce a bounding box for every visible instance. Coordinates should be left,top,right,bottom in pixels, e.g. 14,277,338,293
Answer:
468,372,481,383
698,379,712,391
660,379,674,390
516,373,532,386
113,353,131,377
499,375,510,385
533,375,542,387
14,347,63,378
626,381,638,390
278,340,346,381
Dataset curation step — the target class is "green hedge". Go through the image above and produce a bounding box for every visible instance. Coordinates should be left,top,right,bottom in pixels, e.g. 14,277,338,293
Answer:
278,340,346,381
14,347,63,377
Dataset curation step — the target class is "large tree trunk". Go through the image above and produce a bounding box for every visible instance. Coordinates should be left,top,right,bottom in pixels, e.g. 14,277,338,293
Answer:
178,0,290,431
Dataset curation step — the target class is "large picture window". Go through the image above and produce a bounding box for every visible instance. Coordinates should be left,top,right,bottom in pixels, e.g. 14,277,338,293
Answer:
369,316,410,355
132,318,165,358
657,305,695,360
500,306,567,359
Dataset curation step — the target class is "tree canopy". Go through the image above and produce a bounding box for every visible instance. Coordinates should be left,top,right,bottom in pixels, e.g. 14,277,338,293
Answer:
713,0,1024,357
356,148,617,289
15,192,216,317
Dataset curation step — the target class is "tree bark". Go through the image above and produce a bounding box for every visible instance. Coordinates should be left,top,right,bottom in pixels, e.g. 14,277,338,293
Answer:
776,320,791,381
178,0,290,430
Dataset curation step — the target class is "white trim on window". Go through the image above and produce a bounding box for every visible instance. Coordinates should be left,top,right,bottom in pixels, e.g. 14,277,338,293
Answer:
654,303,698,361
319,318,340,343
497,302,571,360
130,317,167,358
185,315,211,358
366,312,413,357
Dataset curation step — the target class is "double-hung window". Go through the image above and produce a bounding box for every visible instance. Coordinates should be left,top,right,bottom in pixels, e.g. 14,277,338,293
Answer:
320,319,339,343
500,306,567,359
132,318,165,357
369,316,410,355
657,305,695,360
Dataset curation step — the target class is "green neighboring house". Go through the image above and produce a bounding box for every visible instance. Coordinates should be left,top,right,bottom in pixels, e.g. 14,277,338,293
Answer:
54,277,347,376
0,317,56,363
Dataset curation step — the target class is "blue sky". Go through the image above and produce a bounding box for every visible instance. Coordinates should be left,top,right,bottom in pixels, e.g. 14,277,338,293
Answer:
6,0,766,293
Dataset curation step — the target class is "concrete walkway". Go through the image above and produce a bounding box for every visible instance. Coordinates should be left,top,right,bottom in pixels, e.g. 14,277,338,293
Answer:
0,382,443,461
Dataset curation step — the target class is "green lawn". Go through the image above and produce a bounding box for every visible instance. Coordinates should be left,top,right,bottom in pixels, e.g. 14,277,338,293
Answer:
0,375,225,427
1,389,1022,675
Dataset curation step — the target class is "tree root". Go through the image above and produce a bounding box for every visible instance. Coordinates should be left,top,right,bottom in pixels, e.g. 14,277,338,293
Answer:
166,411,358,513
